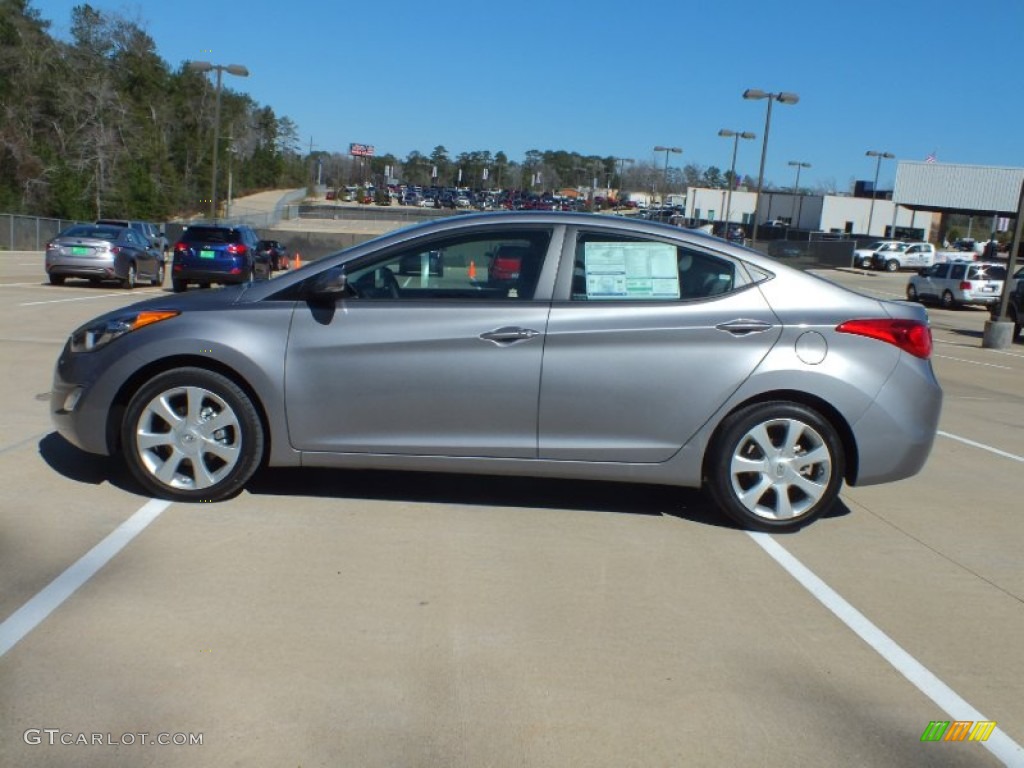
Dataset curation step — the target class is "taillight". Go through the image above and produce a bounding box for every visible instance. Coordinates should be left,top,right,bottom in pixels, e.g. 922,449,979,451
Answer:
226,243,245,255
959,281,971,291
836,318,933,359
110,246,121,255
174,242,188,252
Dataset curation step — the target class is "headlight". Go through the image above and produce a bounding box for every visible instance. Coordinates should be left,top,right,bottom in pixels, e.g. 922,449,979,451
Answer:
69,310,180,353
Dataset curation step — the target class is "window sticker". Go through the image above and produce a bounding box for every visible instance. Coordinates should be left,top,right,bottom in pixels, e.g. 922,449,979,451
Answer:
584,242,680,300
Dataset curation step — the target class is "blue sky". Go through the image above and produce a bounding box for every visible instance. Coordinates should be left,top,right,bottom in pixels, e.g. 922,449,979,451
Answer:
31,0,1024,191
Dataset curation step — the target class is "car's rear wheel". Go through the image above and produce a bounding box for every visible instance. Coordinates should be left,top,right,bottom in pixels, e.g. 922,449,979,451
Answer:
705,402,844,532
122,263,137,289
172,279,187,293
941,290,956,309
906,284,918,302
121,368,264,502
48,274,65,286
151,264,165,287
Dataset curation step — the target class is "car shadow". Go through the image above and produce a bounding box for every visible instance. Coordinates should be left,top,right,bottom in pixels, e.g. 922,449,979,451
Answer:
39,432,851,531
38,432,124,485
949,328,985,340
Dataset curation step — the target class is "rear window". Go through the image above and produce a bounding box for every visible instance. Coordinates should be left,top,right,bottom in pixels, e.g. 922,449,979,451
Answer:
62,225,122,240
969,265,1006,280
181,227,239,244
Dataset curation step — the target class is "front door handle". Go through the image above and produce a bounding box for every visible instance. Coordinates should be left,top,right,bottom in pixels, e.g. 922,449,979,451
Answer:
479,326,541,345
715,319,774,336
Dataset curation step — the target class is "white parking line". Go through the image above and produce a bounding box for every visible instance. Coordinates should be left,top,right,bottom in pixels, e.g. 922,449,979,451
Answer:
20,289,161,307
0,499,171,657
938,431,1024,463
748,533,1024,765
933,354,1012,370
934,339,1024,360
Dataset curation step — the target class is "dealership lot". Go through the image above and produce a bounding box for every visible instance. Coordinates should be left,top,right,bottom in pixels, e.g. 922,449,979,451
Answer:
1,252,1022,766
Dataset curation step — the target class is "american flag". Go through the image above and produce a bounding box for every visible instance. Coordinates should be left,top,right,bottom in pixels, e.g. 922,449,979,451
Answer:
925,152,937,164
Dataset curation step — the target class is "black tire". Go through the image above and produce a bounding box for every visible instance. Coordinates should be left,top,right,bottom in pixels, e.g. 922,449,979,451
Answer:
49,274,65,285
122,263,137,289
885,259,899,272
172,279,187,293
705,401,844,532
151,263,165,287
940,290,956,309
121,367,264,502
906,284,918,302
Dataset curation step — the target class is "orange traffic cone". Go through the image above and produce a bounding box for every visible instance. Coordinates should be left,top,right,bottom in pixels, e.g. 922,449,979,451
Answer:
468,259,477,279
293,252,302,269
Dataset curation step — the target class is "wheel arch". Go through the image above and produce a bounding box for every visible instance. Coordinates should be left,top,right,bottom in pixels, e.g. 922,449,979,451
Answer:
702,388,859,485
105,355,272,465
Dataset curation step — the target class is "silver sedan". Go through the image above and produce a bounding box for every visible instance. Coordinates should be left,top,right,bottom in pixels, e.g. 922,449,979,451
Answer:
45,223,165,288
51,212,942,531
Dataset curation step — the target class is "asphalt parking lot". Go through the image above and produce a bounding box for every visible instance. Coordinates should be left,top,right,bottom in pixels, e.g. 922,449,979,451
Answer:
1,252,1022,767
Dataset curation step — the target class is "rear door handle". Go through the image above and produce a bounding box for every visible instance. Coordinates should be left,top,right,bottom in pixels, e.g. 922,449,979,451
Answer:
479,326,541,345
715,319,774,336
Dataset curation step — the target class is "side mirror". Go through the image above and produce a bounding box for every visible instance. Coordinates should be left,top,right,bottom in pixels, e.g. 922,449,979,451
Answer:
308,266,350,302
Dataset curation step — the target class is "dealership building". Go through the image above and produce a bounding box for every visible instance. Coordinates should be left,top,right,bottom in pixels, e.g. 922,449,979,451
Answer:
684,161,1024,242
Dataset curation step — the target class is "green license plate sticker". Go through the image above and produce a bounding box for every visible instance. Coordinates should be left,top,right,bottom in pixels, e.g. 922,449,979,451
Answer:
71,246,90,256
200,249,216,259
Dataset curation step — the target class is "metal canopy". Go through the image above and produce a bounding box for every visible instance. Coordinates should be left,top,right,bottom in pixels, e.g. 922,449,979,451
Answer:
893,161,1024,217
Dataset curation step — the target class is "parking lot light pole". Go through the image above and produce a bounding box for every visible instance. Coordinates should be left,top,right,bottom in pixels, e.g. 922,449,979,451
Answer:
653,146,682,205
865,150,895,237
743,89,799,242
188,61,250,222
616,157,634,197
719,129,755,233
788,161,811,228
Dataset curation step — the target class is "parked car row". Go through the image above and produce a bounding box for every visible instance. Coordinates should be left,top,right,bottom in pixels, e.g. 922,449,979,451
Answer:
45,221,292,292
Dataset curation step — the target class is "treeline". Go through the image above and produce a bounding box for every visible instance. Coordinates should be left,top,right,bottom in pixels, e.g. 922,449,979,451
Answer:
318,146,757,197
0,1,777,223
0,1,306,221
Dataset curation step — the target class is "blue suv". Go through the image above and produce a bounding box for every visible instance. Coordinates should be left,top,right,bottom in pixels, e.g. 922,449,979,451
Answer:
171,225,269,292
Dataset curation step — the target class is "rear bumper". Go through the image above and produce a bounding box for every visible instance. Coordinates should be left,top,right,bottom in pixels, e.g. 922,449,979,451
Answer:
172,265,248,284
850,355,943,485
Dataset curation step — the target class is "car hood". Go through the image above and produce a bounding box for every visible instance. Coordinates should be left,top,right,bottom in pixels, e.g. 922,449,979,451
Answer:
73,284,252,328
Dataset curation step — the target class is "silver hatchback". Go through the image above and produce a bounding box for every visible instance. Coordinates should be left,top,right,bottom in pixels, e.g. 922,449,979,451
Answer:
51,212,942,531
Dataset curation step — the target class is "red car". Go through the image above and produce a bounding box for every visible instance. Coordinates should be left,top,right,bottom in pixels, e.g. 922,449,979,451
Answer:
489,245,531,282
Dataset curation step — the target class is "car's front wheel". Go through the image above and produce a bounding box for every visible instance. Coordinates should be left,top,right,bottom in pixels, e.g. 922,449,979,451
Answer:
121,368,264,501
885,259,900,272
705,402,844,532
906,284,918,302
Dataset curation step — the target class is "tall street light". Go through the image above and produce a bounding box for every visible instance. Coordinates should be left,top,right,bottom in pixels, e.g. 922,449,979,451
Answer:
653,146,682,204
743,89,799,241
788,160,811,228
616,157,635,186
188,61,250,221
718,129,755,233
865,150,895,237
